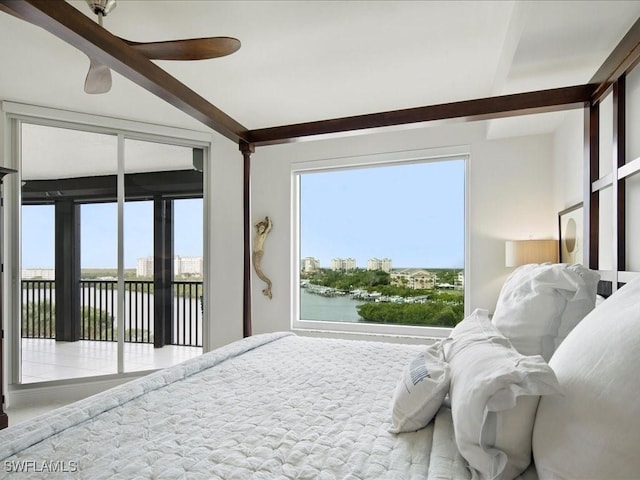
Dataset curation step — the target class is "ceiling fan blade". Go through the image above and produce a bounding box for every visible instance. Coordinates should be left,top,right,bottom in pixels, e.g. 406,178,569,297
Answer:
84,57,112,94
121,37,241,61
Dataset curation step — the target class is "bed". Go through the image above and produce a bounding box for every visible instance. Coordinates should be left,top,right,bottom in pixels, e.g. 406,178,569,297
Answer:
0,332,454,479
1,264,640,479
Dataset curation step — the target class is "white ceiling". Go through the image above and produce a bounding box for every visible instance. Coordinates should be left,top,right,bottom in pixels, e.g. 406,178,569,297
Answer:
0,0,639,140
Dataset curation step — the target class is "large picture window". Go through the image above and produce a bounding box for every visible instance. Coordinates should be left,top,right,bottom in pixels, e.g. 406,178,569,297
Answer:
294,152,467,336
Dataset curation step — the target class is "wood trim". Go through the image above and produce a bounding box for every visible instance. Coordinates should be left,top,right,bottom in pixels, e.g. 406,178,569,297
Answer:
590,18,640,102
585,103,599,270
0,0,249,143
613,77,626,273
0,169,13,430
240,142,254,338
247,85,596,146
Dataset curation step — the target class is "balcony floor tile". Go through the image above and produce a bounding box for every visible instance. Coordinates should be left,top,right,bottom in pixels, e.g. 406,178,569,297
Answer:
20,339,202,383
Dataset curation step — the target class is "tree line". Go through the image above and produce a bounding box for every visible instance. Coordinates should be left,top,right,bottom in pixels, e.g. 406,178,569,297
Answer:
21,300,152,343
303,268,465,327
357,297,464,327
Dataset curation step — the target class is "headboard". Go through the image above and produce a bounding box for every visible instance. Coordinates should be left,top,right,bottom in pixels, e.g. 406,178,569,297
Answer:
586,61,640,297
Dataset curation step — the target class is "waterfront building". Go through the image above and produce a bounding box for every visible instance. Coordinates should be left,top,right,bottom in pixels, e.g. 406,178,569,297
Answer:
367,257,392,272
301,257,320,273
21,268,55,280
331,258,356,271
136,256,154,277
136,255,204,277
175,256,204,276
390,268,437,289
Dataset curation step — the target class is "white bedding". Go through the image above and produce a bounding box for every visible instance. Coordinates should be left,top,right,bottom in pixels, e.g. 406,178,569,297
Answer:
0,333,474,479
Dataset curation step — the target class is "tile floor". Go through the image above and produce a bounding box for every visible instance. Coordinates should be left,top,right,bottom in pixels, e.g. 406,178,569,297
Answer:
21,338,202,383
4,339,202,427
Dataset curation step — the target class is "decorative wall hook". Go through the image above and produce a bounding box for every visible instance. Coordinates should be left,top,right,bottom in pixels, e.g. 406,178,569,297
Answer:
253,216,273,299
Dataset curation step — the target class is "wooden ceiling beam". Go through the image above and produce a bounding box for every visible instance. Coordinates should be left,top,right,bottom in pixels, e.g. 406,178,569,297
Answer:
589,17,640,102
247,84,596,146
3,1,637,148
0,0,249,144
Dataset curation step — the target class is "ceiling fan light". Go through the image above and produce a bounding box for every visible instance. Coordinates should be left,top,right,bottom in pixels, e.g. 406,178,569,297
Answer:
86,0,117,17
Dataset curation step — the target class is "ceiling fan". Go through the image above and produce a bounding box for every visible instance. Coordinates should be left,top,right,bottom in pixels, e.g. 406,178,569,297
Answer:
84,0,240,94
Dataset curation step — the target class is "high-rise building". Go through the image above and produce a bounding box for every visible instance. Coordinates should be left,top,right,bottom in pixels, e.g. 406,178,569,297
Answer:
331,258,356,271
301,257,320,273
367,257,392,272
136,255,204,277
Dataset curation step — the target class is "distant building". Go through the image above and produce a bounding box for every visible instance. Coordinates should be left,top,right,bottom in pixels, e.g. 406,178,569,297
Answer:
136,255,203,277
175,256,203,276
455,271,464,289
331,258,356,271
367,257,392,272
136,256,154,277
301,257,320,273
22,268,55,280
390,268,437,289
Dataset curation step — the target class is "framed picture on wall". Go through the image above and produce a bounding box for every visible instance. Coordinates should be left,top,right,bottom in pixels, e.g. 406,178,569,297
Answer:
558,202,584,265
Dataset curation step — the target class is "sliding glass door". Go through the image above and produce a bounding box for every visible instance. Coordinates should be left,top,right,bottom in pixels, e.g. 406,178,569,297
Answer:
16,119,205,384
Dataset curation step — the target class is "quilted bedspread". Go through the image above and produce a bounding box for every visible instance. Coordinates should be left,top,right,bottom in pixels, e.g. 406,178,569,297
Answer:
0,332,470,479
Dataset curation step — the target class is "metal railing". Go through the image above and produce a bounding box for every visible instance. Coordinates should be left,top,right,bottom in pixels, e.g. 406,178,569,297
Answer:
21,279,202,347
21,280,55,339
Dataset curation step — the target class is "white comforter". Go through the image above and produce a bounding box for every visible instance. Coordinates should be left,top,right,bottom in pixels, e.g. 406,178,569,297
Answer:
0,333,471,479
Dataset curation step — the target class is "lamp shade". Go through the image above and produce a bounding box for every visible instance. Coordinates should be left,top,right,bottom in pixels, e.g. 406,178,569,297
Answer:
505,239,558,267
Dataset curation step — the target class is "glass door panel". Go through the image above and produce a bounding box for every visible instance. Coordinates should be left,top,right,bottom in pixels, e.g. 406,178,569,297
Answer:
20,123,117,383
122,138,203,373
174,198,204,348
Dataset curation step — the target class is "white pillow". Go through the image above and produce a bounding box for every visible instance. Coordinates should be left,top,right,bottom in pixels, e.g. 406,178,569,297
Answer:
389,340,450,433
492,263,600,361
444,309,560,480
532,275,640,479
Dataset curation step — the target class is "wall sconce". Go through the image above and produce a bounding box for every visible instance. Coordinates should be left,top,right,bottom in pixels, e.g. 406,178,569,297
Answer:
505,239,558,267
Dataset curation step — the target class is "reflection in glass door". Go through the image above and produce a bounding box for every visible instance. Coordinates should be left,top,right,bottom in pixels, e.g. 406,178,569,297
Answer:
123,138,203,373
18,122,205,383
20,123,118,382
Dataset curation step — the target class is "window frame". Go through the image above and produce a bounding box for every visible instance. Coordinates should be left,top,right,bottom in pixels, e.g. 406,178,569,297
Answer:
291,146,470,339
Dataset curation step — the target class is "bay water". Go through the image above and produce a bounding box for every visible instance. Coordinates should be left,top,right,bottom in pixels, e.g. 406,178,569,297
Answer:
299,288,365,322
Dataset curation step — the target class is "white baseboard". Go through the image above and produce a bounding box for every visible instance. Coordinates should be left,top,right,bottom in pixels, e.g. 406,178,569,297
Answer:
6,372,147,408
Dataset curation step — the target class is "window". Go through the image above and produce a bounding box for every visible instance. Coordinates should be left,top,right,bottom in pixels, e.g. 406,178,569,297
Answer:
294,150,467,337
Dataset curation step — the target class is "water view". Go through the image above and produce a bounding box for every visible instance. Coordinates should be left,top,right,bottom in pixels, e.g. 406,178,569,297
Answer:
300,287,365,322
299,267,465,327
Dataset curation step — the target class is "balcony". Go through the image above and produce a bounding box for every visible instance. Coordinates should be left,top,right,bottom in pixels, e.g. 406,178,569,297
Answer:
21,279,203,383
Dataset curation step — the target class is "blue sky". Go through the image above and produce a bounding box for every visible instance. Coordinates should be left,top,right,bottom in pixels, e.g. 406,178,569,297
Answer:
300,159,465,269
22,198,203,268
22,159,463,270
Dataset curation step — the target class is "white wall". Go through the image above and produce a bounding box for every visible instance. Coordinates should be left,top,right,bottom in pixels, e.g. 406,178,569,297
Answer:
249,121,555,340
552,109,584,213
626,66,640,271
204,132,245,350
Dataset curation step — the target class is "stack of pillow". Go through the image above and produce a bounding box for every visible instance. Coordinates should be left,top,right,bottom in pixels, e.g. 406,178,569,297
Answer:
532,273,640,479
389,263,603,480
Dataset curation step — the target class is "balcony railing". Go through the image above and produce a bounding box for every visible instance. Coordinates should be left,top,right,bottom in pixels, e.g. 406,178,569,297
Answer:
21,279,203,347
